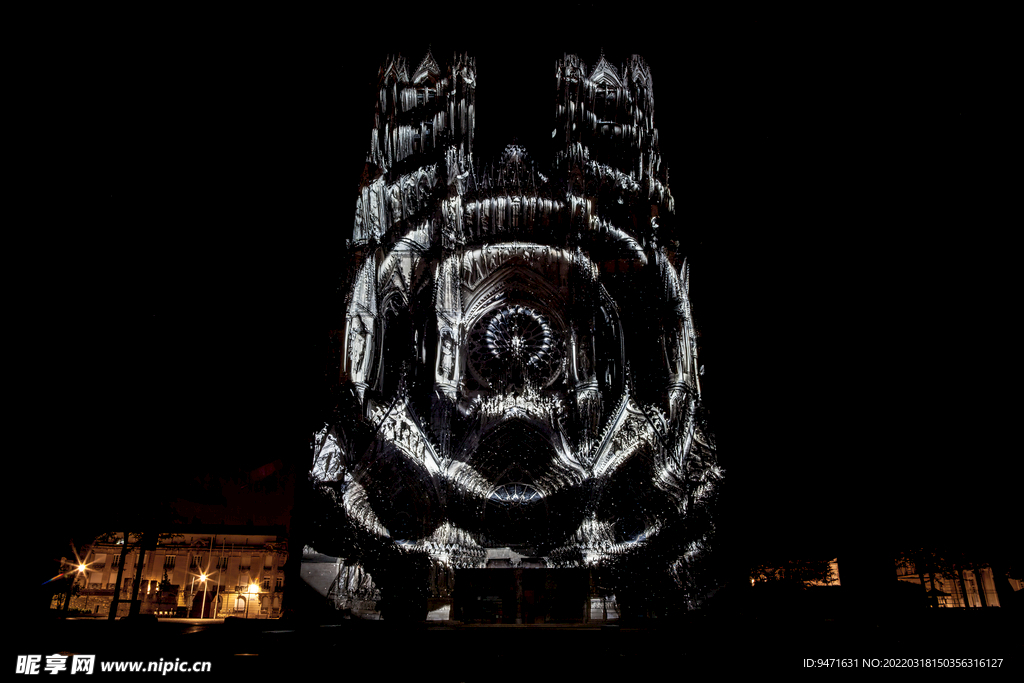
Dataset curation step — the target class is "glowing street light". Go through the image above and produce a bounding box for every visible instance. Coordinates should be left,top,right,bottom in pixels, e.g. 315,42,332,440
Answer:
76,563,88,614
199,574,209,620
246,583,259,619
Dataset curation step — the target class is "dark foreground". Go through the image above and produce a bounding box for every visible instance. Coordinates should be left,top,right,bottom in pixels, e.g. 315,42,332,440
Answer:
9,611,1021,677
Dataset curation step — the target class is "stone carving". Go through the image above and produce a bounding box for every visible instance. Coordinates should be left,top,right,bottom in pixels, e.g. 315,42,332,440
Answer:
347,316,370,377
438,331,456,382
442,197,459,248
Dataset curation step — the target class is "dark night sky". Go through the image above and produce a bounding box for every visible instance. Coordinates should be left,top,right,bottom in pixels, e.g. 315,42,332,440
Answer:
31,9,1010,576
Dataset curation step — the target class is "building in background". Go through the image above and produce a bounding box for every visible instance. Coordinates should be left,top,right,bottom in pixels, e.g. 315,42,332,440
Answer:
749,559,841,587
306,49,720,621
57,527,288,619
896,560,1022,608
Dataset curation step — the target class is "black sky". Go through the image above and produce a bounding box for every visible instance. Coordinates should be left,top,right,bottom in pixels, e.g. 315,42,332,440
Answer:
33,9,1010,574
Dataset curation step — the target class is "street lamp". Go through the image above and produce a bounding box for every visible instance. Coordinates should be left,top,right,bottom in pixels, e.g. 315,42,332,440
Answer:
246,583,259,620
77,564,87,614
199,574,209,620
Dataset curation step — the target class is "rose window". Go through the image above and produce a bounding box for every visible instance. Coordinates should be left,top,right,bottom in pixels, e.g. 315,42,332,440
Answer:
467,306,560,387
488,483,542,506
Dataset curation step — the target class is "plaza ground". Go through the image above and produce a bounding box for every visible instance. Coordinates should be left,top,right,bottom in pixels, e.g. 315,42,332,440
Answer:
11,610,1020,677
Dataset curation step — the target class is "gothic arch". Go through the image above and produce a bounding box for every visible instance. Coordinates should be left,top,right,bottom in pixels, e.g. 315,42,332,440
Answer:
376,290,412,397
462,258,571,336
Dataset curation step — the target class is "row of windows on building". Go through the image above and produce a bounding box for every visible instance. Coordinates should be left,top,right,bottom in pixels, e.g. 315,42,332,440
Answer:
85,575,286,593
98,552,283,570
231,593,283,613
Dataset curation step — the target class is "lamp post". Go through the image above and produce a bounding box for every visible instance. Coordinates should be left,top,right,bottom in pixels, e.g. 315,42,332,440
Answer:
199,574,209,620
246,584,259,620
76,564,87,615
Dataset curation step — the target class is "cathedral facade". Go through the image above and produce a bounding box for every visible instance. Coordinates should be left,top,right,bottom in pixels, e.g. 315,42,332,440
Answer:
307,50,721,621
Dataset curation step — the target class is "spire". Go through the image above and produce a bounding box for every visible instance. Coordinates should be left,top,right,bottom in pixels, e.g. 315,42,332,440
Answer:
412,46,440,84
590,49,622,87
627,54,652,89
379,54,409,85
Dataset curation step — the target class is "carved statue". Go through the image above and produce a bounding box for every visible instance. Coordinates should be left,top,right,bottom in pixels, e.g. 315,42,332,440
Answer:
404,174,416,217
353,197,365,242
368,182,382,237
443,199,457,246
439,334,455,381
347,316,370,376
577,338,591,377
471,250,485,283
389,182,401,226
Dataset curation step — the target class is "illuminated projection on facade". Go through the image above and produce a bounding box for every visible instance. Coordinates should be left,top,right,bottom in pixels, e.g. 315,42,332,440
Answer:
307,50,721,620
